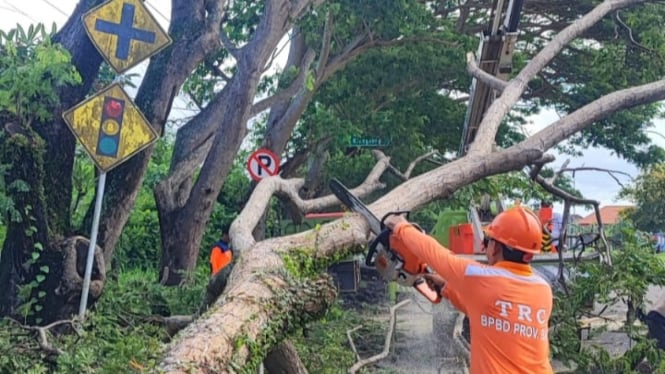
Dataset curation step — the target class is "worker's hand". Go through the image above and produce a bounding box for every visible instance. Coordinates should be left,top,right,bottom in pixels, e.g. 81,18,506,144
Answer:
384,214,408,230
423,273,445,295
424,273,445,289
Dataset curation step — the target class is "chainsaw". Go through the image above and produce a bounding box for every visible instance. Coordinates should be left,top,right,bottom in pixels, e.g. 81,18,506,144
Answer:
329,179,441,303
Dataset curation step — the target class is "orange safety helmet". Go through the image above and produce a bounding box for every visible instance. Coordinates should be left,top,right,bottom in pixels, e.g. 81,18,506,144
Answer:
484,205,543,254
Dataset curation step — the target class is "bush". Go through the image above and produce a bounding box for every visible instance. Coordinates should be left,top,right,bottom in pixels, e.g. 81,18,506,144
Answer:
0,266,209,373
550,221,665,372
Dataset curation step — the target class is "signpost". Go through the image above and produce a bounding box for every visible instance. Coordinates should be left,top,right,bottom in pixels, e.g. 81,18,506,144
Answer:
63,0,169,322
247,148,280,182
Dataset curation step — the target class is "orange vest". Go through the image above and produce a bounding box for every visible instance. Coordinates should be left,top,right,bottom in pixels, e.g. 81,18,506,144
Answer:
391,223,554,374
210,244,232,276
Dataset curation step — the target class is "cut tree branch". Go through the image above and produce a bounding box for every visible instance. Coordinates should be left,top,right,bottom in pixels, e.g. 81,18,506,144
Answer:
521,79,665,152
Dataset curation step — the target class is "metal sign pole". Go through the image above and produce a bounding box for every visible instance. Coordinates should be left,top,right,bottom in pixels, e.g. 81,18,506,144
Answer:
78,172,107,322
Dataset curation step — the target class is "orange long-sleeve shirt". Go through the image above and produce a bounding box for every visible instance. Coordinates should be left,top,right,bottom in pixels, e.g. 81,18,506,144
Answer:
391,222,554,374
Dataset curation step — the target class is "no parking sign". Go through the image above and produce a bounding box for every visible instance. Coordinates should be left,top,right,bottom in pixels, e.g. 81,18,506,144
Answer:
247,148,280,181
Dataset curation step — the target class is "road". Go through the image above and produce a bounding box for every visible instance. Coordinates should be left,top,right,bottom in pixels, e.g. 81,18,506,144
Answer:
364,285,665,373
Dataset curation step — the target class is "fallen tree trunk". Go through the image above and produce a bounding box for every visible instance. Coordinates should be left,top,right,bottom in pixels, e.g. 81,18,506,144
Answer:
157,147,548,373
156,0,665,369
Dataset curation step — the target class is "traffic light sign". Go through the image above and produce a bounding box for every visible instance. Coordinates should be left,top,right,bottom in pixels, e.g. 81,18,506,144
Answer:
62,83,158,172
97,97,125,157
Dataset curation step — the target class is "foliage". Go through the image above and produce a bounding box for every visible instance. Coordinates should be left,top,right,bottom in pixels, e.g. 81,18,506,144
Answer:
620,163,665,233
526,3,665,166
0,161,23,238
0,266,209,373
113,190,162,270
549,221,665,372
293,300,387,373
0,24,80,127
0,23,79,249
70,147,95,230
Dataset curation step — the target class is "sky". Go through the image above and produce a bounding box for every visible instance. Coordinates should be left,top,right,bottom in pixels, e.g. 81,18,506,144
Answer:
2,0,665,217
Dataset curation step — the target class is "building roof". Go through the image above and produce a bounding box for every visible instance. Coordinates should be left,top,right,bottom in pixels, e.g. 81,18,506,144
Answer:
577,205,633,225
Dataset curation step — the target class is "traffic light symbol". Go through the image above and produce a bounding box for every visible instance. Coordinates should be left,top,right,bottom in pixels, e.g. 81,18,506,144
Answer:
97,96,125,157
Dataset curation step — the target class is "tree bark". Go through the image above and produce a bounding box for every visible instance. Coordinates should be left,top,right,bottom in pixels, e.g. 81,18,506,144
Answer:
155,0,312,285
88,0,226,266
0,126,51,320
0,0,108,322
157,65,665,368
156,146,547,371
264,340,309,374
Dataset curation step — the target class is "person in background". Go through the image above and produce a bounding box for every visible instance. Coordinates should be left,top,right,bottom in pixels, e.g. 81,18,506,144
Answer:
210,225,233,277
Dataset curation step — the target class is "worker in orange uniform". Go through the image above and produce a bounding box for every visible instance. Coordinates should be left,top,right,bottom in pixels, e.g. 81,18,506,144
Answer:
209,227,233,277
385,205,553,374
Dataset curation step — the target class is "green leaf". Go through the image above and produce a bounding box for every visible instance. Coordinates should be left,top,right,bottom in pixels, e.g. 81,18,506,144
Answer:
37,291,46,298
305,71,315,92
39,265,49,274
36,274,45,283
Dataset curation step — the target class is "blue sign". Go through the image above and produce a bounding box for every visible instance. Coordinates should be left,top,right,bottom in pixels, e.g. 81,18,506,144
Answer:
82,0,172,74
94,3,156,60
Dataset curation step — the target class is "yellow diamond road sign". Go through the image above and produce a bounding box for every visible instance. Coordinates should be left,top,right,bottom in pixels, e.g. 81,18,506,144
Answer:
82,0,172,74
63,83,159,172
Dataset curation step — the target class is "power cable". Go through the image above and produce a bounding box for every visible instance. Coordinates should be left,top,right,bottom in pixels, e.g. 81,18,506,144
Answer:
144,1,170,24
1,0,37,22
40,0,69,17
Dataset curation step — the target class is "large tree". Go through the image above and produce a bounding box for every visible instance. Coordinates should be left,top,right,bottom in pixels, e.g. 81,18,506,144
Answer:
155,0,665,371
0,0,663,344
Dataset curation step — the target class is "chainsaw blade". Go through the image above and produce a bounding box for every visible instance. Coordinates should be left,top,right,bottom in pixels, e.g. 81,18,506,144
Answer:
329,178,382,235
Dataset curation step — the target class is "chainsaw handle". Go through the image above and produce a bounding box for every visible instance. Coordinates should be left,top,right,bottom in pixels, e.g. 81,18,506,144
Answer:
380,211,411,230
367,211,410,266
414,278,442,304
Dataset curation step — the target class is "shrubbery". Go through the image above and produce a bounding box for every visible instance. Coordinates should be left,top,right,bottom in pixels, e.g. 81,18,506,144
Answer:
0,266,208,373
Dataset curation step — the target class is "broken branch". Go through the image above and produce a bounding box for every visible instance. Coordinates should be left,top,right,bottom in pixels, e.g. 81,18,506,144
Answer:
8,319,76,356
559,166,633,188
531,173,612,267
387,150,441,181
346,325,363,361
348,299,411,373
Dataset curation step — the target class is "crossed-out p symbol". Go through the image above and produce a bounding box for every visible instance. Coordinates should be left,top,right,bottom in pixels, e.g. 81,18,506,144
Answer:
247,148,280,182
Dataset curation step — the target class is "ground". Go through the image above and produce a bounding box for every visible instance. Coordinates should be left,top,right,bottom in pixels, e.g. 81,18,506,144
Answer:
338,266,665,373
